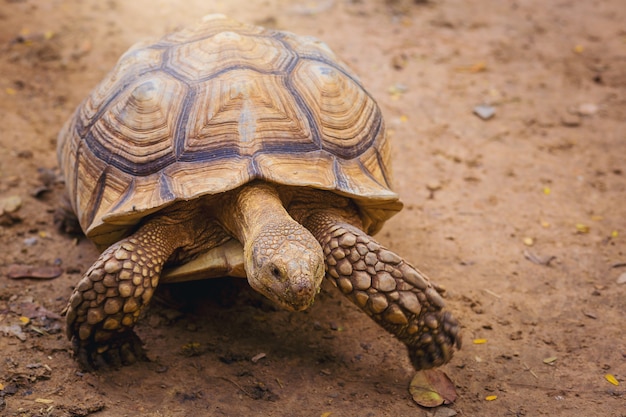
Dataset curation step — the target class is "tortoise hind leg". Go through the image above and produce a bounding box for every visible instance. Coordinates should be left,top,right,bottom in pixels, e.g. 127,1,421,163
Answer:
304,210,461,370
65,221,181,370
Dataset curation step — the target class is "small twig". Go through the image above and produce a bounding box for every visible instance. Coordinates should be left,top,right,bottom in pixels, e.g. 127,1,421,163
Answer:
522,362,538,379
483,288,502,299
219,376,255,399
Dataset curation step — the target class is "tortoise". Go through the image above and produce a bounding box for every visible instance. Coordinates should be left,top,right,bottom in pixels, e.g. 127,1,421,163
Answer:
58,14,461,370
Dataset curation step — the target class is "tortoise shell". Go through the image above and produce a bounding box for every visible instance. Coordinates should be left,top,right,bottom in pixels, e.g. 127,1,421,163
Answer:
57,14,402,249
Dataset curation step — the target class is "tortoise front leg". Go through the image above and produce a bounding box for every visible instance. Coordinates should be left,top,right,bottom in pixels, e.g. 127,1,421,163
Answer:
304,211,461,370
65,221,181,370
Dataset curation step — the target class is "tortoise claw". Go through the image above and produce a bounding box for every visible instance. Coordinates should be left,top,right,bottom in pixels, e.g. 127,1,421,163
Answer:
73,331,146,371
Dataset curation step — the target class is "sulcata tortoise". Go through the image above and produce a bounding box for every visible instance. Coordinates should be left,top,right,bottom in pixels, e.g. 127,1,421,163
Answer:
58,14,461,370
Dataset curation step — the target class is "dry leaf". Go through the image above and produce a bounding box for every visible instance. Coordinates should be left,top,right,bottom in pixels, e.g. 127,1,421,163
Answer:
523,249,556,266
35,398,54,404
251,352,266,363
409,369,457,407
575,223,590,233
7,264,63,279
605,374,619,386
455,62,487,73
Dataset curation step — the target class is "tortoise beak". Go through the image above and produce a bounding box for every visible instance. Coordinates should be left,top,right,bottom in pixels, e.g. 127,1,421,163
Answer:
256,255,323,311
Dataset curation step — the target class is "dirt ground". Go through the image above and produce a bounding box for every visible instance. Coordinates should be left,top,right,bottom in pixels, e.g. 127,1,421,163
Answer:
1,0,624,416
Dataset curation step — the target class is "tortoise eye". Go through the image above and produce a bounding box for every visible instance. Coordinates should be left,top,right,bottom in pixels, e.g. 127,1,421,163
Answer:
271,265,281,279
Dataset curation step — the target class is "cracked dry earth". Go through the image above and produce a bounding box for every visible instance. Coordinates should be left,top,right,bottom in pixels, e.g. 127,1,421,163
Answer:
1,0,625,416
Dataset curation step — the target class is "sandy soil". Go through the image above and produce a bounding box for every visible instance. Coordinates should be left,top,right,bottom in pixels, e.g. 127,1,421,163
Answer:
1,0,624,416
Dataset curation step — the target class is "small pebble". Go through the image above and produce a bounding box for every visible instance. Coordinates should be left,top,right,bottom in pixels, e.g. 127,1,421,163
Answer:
473,104,495,120
434,408,458,417
617,272,626,285
391,53,408,70
388,83,408,94
577,103,598,116
1,196,22,213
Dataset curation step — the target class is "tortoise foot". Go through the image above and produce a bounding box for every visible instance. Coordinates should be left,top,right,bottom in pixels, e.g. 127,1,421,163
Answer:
306,212,461,370
73,330,146,371
65,225,174,369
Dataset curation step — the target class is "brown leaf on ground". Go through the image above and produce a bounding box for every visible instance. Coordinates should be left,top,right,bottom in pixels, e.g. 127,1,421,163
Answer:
6,264,63,279
409,369,458,407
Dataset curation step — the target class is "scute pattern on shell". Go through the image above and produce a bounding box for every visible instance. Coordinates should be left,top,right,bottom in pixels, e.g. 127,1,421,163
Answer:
58,14,402,248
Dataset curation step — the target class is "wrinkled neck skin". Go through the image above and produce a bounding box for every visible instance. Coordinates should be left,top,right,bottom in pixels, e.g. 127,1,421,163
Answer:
216,182,326,311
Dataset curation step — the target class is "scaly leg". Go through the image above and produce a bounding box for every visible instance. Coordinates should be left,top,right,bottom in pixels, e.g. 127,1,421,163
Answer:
65,221,182,370
304,210,461,370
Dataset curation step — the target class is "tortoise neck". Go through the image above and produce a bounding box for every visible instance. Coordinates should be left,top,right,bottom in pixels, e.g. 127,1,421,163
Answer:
218,182,291,244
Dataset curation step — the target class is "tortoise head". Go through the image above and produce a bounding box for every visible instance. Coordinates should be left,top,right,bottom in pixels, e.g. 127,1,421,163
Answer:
245,222,325,311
